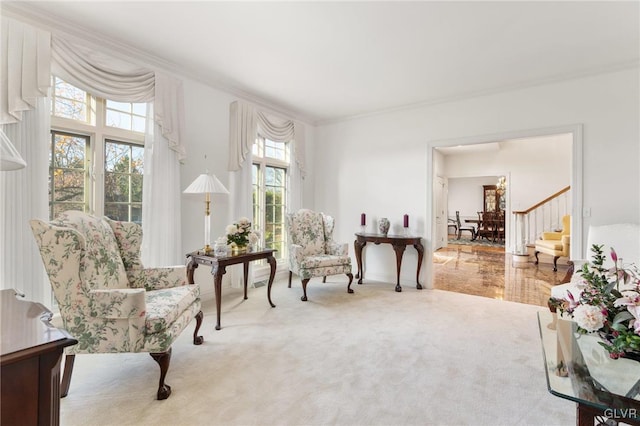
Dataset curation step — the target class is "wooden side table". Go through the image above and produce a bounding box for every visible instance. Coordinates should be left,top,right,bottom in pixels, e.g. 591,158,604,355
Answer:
1,289,77,426
354,233,424,292
186,248,277,330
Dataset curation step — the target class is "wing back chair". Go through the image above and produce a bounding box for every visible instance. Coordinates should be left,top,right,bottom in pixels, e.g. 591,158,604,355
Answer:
285,209,354,301
30,211,203,400
534,214,571,271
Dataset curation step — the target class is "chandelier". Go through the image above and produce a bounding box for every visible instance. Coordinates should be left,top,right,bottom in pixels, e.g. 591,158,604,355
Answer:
496,176,507,195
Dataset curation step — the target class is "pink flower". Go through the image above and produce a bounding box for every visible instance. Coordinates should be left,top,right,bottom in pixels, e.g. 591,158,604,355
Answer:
611,248,618,262
566,290,580,310
614,292,640,308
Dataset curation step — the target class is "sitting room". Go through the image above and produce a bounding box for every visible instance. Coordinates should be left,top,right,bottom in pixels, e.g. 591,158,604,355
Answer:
1,2,639,425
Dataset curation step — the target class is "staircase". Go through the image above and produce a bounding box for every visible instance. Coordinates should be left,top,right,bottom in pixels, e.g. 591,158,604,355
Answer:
512,186,571,256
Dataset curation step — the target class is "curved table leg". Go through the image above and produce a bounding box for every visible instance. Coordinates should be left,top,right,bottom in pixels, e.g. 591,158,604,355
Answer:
267,255,276,308
414,241,424,290
354,238,366,284
213,264,225,330
243,261,249,300
392,243,407,292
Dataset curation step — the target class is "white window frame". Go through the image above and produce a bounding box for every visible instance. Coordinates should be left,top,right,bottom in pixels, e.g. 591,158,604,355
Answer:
252,136,290,274
50,78,145,219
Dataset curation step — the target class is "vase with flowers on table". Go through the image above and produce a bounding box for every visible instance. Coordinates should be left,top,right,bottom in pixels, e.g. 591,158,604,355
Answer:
225,217,259,255
550,245,640,360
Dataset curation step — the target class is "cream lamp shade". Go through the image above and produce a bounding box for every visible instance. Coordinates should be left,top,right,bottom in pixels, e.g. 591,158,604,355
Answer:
0,128,27,171
183,173,229,253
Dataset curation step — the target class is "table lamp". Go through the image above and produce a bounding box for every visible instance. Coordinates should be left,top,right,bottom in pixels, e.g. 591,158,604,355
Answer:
183,172,229,254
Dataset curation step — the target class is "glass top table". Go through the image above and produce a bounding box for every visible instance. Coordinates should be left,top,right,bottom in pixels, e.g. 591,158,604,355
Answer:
538,310,640,425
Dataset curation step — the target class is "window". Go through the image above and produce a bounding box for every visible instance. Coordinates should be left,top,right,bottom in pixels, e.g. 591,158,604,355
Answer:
52,76,93,123
49,131,89,218
49,77,146,221
104,140,144,222
106,100,146,132
252,137,289,260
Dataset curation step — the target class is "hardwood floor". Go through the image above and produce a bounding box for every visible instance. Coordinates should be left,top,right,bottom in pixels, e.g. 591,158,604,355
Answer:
433,244,571,307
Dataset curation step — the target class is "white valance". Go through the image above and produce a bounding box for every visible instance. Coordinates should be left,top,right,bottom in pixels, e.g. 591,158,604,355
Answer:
51,35,186,160
51,37,154,102
228,100,305,175
257,111,294,142
0,16,51,124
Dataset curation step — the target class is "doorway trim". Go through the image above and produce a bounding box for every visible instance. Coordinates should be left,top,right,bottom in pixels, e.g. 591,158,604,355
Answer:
425,124,583,289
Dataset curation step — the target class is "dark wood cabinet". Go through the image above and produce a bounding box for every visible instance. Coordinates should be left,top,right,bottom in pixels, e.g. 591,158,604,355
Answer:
483,185,498,212
1,289,77,426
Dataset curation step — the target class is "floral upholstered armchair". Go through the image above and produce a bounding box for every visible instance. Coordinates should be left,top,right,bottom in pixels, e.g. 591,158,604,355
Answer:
30,211,203,400
285,209,354,301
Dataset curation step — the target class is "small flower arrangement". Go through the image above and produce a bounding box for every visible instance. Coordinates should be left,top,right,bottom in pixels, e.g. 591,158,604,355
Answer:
550,244,640,359
225,217,259,248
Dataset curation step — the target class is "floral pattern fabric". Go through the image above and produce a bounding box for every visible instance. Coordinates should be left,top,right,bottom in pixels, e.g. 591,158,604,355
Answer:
52,210,129,290
285,209,352,281
286,209,326,257
30,211,201,355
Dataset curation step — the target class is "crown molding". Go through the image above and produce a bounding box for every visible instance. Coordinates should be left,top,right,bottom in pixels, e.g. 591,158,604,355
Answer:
3,2,637,127
315,59,640,126
1,2,316,125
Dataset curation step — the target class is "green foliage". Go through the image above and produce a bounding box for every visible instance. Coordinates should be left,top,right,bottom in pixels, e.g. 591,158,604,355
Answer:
553,244,640,359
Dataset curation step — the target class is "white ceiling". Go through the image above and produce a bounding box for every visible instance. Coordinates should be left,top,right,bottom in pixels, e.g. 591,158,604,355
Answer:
5,1,640,124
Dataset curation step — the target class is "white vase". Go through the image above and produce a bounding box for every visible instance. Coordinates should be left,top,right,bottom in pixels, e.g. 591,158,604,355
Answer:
378,218,390,235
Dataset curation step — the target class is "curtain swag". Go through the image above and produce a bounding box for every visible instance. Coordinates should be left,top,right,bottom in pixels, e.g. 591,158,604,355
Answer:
228,100,305,175
51,37,155,103
50,35,186,160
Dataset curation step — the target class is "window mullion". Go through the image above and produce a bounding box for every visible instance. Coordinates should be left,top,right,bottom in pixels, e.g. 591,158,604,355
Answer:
258,160,265,247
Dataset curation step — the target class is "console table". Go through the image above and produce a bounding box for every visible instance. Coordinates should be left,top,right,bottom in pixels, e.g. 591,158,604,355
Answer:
354,233,424,292
538,310,640,425
1,289,77,426
186,248,277,330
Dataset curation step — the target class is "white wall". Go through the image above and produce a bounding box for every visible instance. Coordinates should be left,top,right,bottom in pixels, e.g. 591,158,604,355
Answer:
314,68,640,288
444,134,572,214
448,176,498,221
179,78,316,297
180,80,235,261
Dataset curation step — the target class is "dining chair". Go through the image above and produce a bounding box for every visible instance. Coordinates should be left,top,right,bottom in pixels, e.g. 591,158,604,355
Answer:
455,211,476,240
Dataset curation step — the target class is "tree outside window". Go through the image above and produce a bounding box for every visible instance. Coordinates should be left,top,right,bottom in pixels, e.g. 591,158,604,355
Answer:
49,77,146,221
253,137,289,261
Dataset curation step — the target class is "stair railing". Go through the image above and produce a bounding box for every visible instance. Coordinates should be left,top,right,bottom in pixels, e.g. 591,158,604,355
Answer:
512,186,571,256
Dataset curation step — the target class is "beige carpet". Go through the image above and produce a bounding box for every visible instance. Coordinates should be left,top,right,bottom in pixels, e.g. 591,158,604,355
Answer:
60,276,574,426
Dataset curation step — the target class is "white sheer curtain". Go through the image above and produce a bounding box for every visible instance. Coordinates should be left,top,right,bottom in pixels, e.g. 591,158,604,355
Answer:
51,35,186,266
142,104,183,266
228,101,256,287
228,100,306,210
227,101,306,286
0,17,51,304
0,99,51,303
288,122,306,212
